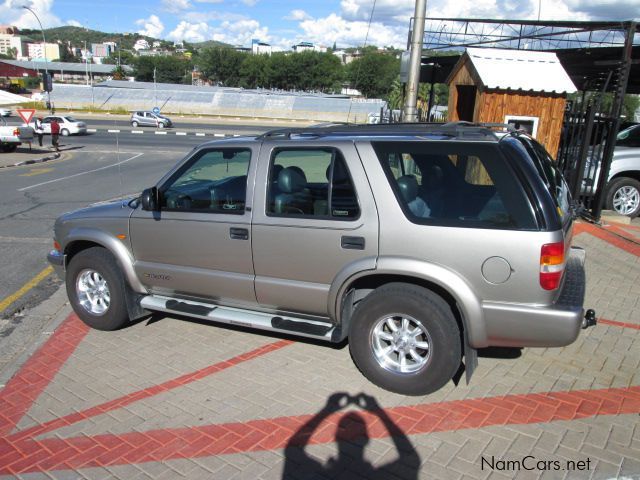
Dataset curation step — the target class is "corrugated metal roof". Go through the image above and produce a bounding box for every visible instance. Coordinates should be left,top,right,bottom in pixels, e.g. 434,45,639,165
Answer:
465,48,577,93
0,59,132,75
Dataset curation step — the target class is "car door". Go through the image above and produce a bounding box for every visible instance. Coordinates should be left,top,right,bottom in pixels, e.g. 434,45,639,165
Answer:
41,117,52,134
251,141,379,317
129,145,259,307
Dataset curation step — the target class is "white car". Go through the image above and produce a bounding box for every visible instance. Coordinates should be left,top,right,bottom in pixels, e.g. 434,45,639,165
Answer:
31,115,87,136
0,108,11,117
582,124,640,217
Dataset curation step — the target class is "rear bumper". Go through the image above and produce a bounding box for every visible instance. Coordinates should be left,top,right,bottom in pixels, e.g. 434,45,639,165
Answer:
481,246,590,348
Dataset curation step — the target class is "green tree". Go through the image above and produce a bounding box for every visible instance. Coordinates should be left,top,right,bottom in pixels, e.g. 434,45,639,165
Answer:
266,52,297,90
346,50,400,98
111,65,126,80
197,47,246,86
239,54,269,89
133,55,193,84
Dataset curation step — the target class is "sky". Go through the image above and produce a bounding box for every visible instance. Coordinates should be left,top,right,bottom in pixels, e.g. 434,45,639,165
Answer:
1,0,639,51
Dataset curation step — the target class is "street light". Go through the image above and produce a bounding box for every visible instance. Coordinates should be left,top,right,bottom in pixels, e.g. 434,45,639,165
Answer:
22,5,51,112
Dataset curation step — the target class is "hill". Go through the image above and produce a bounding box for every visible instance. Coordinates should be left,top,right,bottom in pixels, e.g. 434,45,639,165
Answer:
19,26,230,52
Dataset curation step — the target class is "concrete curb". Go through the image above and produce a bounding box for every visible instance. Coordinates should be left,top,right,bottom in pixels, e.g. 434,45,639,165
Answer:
0,151,61,170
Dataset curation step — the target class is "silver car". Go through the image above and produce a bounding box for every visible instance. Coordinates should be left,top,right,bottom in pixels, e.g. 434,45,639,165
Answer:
130,111,172,128
47,123,594,396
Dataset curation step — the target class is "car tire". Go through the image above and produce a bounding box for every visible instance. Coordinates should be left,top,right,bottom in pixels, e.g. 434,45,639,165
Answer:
61,129,70,136
1,144,18,153
606,177,640,218
132,121,138,128
158,122,165,129
66,247,130,331
348,283,461,396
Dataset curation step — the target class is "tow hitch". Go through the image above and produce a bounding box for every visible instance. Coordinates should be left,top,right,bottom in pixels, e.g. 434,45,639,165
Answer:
582,309,597,329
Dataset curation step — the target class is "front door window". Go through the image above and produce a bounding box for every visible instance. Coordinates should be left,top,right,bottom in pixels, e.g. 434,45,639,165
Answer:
161,148,251,213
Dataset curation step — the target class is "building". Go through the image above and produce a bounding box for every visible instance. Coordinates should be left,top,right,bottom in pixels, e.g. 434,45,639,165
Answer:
446,48,576,155
91,43,113,59
292,42,326,53
133,39,150,52
251,39,272,55
26,42,61,62
333,49,359,65
0,59,133,84
0,33,26,59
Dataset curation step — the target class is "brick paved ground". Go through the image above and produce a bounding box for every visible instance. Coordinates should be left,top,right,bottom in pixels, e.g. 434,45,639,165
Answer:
0,221,639,479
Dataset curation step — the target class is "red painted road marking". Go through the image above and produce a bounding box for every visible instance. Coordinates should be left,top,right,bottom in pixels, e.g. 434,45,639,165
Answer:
602,223,640,243
0,315,89,437
598,318,640,330
0,386,639,474
8,338,293,443
0,221,638,474
574,222,640,256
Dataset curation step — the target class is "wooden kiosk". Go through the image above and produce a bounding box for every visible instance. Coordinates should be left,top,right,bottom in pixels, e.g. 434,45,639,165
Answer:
446,48,577,156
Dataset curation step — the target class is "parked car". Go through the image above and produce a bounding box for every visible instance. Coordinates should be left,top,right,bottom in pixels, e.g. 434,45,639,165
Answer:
130,111,172,128
0,108,12,117
0,118,33,152
582,124,640,217
30,115,87,136
47,123,594,396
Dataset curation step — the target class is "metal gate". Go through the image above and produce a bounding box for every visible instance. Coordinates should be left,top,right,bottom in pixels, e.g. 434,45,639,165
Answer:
418,19,638,221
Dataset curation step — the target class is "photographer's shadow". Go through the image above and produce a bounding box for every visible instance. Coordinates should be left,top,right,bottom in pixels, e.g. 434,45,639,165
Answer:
283,392,420,480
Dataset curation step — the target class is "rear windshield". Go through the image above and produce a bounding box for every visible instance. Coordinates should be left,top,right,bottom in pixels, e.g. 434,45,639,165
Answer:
372,141,537,230
511,136,572,224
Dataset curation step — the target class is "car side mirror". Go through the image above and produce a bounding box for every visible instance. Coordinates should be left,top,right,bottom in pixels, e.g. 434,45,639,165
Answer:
141,187,160,211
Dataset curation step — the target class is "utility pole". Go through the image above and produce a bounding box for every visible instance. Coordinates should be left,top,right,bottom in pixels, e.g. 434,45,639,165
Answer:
402,0,427,122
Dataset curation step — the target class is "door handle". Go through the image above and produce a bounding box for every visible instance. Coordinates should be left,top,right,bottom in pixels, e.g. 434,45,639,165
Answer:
341,236,365,250
230,227,249,240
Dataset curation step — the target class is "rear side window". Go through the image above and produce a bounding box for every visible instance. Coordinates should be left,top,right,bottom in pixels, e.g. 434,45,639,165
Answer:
516,136,572,223
267,148,360,219
373,141,537,230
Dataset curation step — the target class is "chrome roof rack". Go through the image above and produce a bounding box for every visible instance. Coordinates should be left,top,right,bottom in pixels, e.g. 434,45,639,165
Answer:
257,121,506,141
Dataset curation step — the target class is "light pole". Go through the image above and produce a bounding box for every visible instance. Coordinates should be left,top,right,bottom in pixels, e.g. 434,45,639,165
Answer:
402,0,427,122
22,6,51,112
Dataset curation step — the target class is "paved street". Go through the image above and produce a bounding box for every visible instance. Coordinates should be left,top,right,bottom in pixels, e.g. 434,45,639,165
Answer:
0,120,266,316
0,221,638,479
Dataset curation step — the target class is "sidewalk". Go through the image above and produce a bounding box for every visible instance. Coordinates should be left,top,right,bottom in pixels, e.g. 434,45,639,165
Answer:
0,145,60,169
0,221,638,479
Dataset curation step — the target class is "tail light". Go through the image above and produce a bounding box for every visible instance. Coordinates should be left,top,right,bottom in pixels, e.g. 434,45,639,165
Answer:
540,242,565,290
13,128,19,136
53,240,61,251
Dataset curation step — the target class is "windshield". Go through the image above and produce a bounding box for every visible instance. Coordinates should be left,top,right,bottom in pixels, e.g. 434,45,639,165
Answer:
64,116,77,122
616,125,640,146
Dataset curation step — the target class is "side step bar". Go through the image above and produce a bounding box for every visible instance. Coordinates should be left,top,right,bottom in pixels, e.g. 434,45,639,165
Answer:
139,295,337,342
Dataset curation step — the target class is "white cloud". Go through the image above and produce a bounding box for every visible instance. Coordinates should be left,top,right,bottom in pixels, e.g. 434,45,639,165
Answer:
167,21,211,42
194,0,224,3
161,0,192,13
136,14,164,38
285,9,312,21
211,18,269,45
1,0,64,29
298,13,405,48
240,0,258,6
66,19,82,27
